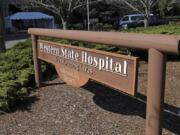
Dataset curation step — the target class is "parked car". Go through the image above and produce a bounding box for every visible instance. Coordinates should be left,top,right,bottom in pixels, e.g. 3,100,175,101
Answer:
118,14,168,29
119,14,146,29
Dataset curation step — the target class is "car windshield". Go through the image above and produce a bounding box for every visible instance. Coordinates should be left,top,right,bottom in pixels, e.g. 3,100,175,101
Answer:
122,16,129,21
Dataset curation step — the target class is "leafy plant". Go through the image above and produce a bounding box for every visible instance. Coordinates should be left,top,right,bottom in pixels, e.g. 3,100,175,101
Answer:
0,39,54,111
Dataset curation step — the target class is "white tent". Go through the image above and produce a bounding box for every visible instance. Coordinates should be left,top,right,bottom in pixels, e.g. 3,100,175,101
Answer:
5,12,54,32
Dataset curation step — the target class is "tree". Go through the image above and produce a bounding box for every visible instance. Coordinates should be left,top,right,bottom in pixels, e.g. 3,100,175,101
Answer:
28,0,100,30
28,0,86,30
80,0,124,28
0,0,6,52
106,0,159,27
158,0,180,16
158,0,168,17
167,0,180,15
86,0,102,30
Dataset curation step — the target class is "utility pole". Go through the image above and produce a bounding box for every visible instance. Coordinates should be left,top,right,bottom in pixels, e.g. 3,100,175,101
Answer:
0,0,6,52
87,0,90,31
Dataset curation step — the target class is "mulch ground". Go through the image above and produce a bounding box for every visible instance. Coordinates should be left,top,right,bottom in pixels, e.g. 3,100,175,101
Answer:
0,61,179,135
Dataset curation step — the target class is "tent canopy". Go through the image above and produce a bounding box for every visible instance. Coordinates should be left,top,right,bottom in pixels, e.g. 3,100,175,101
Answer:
5,12,55,30
8,12,54,20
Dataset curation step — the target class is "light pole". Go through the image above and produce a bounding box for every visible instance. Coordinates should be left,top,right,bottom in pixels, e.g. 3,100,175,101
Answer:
0,0,6,52
87,0,90,31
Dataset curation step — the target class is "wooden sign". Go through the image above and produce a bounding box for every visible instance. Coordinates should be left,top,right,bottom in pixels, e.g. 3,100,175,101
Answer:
37,40,138,95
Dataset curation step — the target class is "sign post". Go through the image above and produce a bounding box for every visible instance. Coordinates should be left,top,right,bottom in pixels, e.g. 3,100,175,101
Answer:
32,35,42,87
28,28,180,135
146,49,166,135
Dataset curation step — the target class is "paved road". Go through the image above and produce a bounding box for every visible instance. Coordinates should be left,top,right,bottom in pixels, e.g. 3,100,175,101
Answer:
5,33,28,48
5,39,27,49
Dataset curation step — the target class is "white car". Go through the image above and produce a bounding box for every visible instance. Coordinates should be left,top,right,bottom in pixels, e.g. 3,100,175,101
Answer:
119,14,153,28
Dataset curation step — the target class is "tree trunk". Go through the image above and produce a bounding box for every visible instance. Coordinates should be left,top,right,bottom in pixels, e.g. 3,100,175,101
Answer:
144,5,150,28
62,21,67,30
144,17,149,28
0,0,6,52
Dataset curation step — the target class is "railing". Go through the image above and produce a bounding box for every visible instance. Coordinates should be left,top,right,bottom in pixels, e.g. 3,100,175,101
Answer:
28,28,180,135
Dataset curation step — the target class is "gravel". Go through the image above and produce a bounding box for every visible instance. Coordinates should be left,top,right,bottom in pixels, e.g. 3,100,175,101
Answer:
0,61,179,135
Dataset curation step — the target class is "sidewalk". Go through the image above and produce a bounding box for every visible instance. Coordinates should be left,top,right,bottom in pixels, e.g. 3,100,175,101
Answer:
5,39,26,49
5,33,28,48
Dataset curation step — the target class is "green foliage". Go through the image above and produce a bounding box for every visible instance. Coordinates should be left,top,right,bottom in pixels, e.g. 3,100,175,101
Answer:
158,0,168,17
0,40,33,110
0,39,52,111
120,24,180,35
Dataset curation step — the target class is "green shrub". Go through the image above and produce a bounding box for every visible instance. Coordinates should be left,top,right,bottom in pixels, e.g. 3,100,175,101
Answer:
0,39,53,111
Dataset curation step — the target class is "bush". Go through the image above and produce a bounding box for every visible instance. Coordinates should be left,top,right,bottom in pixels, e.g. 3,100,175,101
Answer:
0,39,53,111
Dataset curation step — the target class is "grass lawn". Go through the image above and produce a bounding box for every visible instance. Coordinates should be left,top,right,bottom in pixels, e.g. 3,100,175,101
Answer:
120,24,180,35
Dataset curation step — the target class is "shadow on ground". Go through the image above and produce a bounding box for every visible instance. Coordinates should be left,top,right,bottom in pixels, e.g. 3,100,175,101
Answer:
1,82,64,114
11,95,40,113
0,95,39,115
83,81,180,135
1,80,179,134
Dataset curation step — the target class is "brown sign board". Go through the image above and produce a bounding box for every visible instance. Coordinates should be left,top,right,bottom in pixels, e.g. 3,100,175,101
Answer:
37,40,139,95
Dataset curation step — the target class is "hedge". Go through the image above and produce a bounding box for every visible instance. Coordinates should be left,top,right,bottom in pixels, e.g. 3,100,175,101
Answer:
0,39,51,111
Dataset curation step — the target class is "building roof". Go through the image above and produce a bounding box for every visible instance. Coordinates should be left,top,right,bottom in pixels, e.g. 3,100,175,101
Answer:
8,12,54,20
